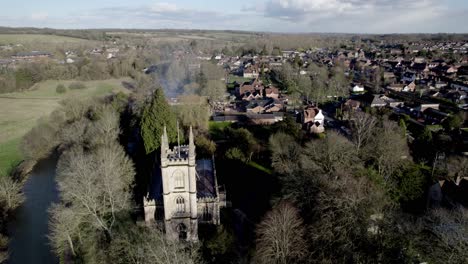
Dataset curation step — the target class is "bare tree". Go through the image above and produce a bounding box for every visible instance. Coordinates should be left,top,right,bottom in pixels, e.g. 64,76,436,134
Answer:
301,131,360,177
349,111,378,153
269,133,302,175
85,105,120,147
49,204,84,257
201,80,226,105
109,225,199,264
0,176,24,212
310,172,390,262
254,202,307,264
422,207,468,263
174,95,211,130
446,156,468,181
56,143,134,238
364,119,410,180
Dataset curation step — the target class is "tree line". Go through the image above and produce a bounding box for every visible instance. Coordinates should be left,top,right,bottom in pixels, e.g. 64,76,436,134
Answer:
252,111,468,264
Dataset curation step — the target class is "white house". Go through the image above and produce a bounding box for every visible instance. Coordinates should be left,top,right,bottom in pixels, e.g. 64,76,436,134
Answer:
351,84,365,93
302,106,325,134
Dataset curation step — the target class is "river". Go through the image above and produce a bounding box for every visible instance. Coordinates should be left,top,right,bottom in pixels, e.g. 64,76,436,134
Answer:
8,156,59,264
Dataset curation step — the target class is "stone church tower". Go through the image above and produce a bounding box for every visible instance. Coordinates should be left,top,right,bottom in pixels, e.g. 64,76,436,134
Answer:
159,126,198,241
143,126,226,242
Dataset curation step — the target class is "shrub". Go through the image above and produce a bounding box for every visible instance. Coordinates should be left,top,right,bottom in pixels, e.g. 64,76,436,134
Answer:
56,84,67,94
68,82,86,90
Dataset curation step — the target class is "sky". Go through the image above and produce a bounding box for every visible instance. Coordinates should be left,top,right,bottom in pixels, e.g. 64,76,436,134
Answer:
0,0,467,33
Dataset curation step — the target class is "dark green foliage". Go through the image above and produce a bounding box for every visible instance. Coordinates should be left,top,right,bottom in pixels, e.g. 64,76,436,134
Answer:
225,147,245,161
412,127,435,164
224,127,259,162
393,163,431,203
204,225,236,258
442,113,464,131
56,84,66,94
14,68,35,91
140,88,177,154
195,135,216,158
271,116,303,141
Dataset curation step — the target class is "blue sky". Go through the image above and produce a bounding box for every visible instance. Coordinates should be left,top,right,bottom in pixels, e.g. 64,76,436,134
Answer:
1,0,467,33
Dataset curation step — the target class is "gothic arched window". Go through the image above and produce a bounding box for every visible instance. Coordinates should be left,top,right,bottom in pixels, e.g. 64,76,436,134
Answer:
176,197,185,213
173,170,184,189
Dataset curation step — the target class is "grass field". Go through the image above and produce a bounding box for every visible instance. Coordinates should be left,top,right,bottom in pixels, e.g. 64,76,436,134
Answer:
226,75,254,89
227,75,253,84
0,34,89,45
209,121,232,139
0,78,130,174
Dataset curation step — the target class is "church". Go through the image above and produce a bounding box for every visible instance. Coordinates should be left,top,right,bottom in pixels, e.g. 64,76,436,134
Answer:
143,126,226,241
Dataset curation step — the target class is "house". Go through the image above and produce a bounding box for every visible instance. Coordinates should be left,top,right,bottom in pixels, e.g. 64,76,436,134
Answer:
379,95,403,108
416,103,440,112
451,81,468,92
243,65,260,79
351,84,365,93
242,91,263,101
434,81,448,89
248,113,284,124
264,101,283,113
245,99,275,114
402,72,416,83
423,108,449,125
446,90,467,103
90,48,103,55
447,66,459,74
301,106,325,134
370,95,387,108
387,84,406,92
403,81,416,92
265,86,280,99
12,51,52,60
237,79,263,98
343,99,361,111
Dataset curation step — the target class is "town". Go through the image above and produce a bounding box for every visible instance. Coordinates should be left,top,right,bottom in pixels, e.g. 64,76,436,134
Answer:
0,24,467,264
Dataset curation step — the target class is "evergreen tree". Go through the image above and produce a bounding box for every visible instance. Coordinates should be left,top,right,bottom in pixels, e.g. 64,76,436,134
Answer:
140,88,177,154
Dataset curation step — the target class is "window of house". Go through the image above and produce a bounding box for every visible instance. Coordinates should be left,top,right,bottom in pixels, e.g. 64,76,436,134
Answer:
176,197,185,213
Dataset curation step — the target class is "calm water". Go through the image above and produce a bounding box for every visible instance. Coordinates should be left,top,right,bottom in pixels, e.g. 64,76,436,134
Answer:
8,156,59,264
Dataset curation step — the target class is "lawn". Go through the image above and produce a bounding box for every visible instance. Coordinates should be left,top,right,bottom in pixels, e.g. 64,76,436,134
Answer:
226,75,253,85
209,121,232,139
248,161,273,175
0,78,130,174
0,137,22,175
0,34,88,45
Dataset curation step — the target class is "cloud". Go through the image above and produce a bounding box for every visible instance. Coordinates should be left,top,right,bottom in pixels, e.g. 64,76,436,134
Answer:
30,12,49,21
90,2,241,28
258,0,468,33
0,0,466,33
151,2,181,13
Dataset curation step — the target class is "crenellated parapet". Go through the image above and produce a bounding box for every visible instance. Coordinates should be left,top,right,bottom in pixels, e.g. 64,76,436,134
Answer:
197,196,218,203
